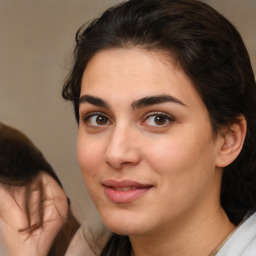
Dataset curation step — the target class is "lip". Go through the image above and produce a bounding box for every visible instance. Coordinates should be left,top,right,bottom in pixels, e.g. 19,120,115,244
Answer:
103,179,153,203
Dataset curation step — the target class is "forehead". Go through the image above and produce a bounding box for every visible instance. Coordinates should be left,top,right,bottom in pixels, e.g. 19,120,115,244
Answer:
80,48,203,108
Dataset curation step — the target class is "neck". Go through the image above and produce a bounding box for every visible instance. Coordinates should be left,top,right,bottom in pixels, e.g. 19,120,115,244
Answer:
129,170,236,256
129,168,236,256
130,206,235,256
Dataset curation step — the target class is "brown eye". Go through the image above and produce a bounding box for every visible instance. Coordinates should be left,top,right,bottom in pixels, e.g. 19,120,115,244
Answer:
96,115,109,125
84,114,111,126
143,113,174,126
154,115,167,125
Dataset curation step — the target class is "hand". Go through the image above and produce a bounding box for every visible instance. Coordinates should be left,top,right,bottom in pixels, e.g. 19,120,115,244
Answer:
0,171,68,256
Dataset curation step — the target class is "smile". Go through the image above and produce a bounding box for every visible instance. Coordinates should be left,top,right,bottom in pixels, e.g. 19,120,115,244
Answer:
103,180,153,203
113,186,138,191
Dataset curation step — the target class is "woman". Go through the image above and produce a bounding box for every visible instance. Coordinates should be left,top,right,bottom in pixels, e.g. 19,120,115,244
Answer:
62,0,256,255
1,0,256,255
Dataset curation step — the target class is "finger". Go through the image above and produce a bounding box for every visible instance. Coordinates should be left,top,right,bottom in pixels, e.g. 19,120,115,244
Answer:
0,184,29,231
33,171,69,254
40,172,68,225
19,180,44,233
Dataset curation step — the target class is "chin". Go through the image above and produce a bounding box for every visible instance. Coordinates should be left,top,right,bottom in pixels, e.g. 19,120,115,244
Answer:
107,224,142,236
100,210,149,236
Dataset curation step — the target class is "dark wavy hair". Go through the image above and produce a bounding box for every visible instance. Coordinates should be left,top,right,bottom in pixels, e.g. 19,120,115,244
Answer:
62,0,256,254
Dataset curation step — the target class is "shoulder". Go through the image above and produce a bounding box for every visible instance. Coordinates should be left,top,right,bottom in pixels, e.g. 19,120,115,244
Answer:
217,211,256,256
65,219,111,256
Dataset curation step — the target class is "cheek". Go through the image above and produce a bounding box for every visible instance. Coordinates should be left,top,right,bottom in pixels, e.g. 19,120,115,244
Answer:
145,127,216,184
144,133,194,171
77,135,103,181
143,134,218,216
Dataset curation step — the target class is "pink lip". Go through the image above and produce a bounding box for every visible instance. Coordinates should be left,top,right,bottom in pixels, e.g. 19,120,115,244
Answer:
103,179,153,203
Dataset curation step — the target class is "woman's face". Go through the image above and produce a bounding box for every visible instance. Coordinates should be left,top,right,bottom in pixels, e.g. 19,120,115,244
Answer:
77,48,224,237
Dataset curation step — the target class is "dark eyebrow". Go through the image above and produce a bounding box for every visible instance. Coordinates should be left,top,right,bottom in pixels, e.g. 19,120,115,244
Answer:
79,94,186,110
132,94,186,109
79,95,109,108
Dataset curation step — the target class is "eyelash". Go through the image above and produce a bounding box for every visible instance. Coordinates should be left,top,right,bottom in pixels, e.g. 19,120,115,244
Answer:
82,112,111,127
142,112,175,127
81,111,175,128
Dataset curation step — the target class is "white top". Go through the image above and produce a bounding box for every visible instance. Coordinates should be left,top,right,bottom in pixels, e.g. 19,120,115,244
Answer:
216,211,256,256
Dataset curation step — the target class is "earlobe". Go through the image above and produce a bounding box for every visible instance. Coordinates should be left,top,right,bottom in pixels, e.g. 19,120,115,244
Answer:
215,115,247,167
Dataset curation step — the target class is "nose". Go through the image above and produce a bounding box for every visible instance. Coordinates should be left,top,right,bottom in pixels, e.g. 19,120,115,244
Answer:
104,125,141,169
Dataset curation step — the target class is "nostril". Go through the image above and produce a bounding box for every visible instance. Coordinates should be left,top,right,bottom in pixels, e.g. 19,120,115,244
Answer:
104,128,141,168
104,148,141,169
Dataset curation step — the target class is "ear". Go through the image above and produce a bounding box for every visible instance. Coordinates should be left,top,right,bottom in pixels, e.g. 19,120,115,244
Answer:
215,115,247,168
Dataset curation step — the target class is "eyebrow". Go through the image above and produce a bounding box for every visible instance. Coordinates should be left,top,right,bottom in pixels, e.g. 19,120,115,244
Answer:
79,95,109,108
131,94,186,109
79,94,186,109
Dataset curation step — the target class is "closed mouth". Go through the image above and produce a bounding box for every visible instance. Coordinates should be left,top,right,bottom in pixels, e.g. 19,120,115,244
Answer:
103,179,153,190
103,179,153,203
113,186,139,191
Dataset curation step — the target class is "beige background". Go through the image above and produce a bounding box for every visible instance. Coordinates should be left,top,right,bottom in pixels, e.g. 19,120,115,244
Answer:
0,0,255,225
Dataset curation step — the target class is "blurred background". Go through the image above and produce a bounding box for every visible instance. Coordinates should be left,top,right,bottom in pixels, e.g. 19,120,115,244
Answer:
0,0,255,224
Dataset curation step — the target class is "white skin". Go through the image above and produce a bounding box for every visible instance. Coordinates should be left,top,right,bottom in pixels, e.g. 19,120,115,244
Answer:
77,48,246,256
0,48,245,256
0,172,68,256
